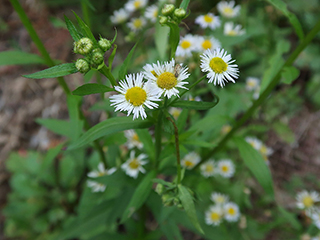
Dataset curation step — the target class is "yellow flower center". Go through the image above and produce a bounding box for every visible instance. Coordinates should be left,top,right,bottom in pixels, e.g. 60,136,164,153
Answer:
247,80,257,87
125,87,147,106
132,133,140,142
202,40,212,49
181,40,191,49
153,10,158,18
260,145,267,155
210,212,220,221
134,0,141,8
223,7,233,15
302,196,314,208
171,109,181,119
216,196,225,203
204,14,213,23
157,72,177,90
228,207,236,215
222,166,229,172
184,160,194,168
129,158,140,169
209,57,228,74
227,30,237,36
98,172,105,177
205,164,214,173
133,19,142,28
222,125,232,134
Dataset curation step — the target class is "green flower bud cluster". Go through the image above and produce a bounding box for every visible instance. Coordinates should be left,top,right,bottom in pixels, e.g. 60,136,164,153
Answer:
155,183,183,209
74,37,113,74
159,4,187,26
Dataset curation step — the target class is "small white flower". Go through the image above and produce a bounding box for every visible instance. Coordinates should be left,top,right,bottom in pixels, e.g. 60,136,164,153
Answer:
110,8,129,25
181,152,201,169
121,151,148,178
145,5,158,22
210,192,229,205
217,159,235,178
143,59,189,99
127,17,147,32
196,35,221,52
169,107,182,119
124,130,143,149
245,77,260,92
195,13,221,30
245,137,262,150
224,202,240,222
224,22,245,36
311,207,320,229
311,234,320,240
87,163,116,178
176,34,198,58
200,160,217,177
87,180,106,192
259,144,273,157
205,205,224,226
296,190,320,209
110,73,161,120
217,1,241,18
125,0,148,12
200,48,239,87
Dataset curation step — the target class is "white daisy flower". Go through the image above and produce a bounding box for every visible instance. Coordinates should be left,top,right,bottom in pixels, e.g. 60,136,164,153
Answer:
176,34,198,58
217,1,241,18
245,136,262,150
253,86,260,100
145,5,158,23
205,205,224,226
181,152,201,169
110,73,161,120
217,159,235,178
311,207,320,229
246,77,260,92
259,144,273,157
197,36,222,52
87,180,106,192
169,107,182,119
124,130,143,149
210,192,229,205
121,151,148,179
87,163,116,178
296,190,320,209
125,0,148,12
200,160,217,178
143,59,189,99
195,13,221,30
224,202,240,222
127,17,147,32
110,8,129,25
200,48,239,87
224,22,245,36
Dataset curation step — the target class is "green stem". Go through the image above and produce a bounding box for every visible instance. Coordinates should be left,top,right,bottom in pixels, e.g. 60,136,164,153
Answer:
166,117,181,185
10,0,71,95
154,110,163,167
194,18,320,169
99,65,117,86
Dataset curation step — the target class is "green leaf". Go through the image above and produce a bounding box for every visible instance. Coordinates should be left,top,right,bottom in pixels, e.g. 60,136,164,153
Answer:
167,23,180,59
118,43,137,80
68,117,153,150
171,100,218,110
281,66,300,84
73,11,96,43
36,119,72,137
178,185,204,234
233,137,275,199
136,129,155,161
0,51,46,66
24,63,78,79
155,23,169,60
64,15,82,42
267,0,304,40
72,83,114,96
121,170,157,223
272,121,295,144
179,0,190,10
67,95,83,141
182,140,215,148
277,206,301,230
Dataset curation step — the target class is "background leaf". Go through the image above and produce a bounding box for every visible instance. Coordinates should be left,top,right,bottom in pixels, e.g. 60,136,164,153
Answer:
72,83,114,96
24,63,78,79
179,0,190,10
171,100,218,110
155,23,169,61
118,43,137,80
281,66,300,84
0,51,46,66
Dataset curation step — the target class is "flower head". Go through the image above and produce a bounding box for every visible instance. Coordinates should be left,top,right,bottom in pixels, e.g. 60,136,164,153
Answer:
176,34,198,58
181,152,201,169
127,17,147,32
87,180,106,192
197,36,221,52
121,151,148,178
210,192,229,205
125,0,148,12
217,159,235,178
245,136,262,150
200,48,239,87
195,13,221,30
224,202,240,222
110,8,129,25
246,77,260,92
217,1,241,18
311,207,320,229
169,107,182,119
145,5,158,22
87,163,116,178
200,160,217,177
296,190,320,209
143,59,189,99
205,205,224,226
224,22,245,36
124,130,143,149
110,73,161,120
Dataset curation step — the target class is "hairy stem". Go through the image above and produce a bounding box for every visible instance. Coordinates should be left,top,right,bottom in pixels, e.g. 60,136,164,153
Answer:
99,65,117,87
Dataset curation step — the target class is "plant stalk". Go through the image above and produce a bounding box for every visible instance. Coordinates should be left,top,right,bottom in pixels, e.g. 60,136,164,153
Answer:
99,65,117,87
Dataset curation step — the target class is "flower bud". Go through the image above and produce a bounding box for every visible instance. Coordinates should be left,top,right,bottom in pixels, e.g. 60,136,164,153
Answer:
155,184,164,195
159,16,168,25
162,194,174,206
75,37,93,55
161,4,175,16
174,8,186,19
91,48,104,66
75,58,90,74
98,38,111,52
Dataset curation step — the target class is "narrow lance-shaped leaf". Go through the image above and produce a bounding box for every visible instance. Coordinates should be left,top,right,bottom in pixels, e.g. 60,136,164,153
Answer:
0,51,46,66
171,99,219,110
72,83,114,96
277,205,302,230
24,63,78,79
64,15,82,42
120,170,157,223
73,11,96,44
118,43,138,80
155,22,169,60
179,0,190,10
167,22,180,59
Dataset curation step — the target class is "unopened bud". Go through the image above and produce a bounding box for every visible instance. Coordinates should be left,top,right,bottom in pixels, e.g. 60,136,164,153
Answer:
159,16,168,25
75,58,90,74
161,4,175,16
155,184,164,195
91,48,104,66
162,194,174,206
99,38,111,52
174,8,186,18
75,37,93,55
